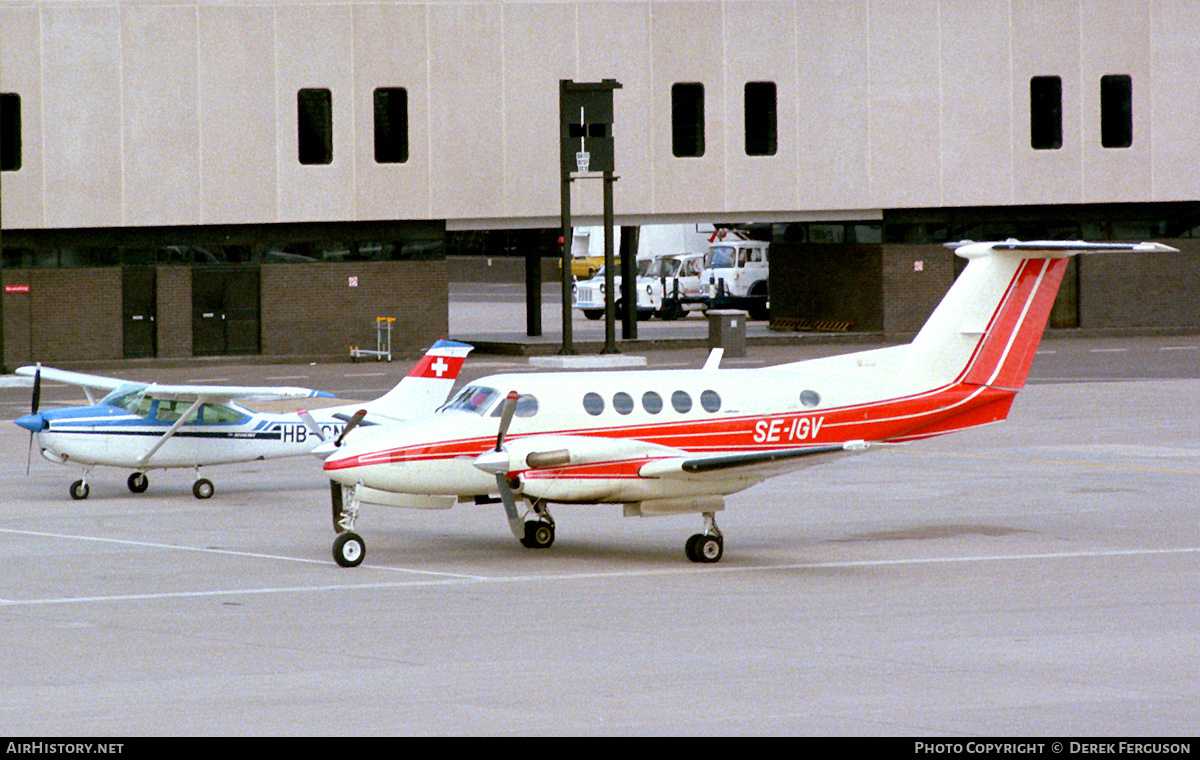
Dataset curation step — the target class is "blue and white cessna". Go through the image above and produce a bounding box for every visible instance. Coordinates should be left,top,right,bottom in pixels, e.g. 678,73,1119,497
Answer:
13,340,472,500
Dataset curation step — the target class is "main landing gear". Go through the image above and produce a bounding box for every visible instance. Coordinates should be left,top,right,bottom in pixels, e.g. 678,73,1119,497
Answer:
518,500,555,550
684,512,724,564
330,481,365,568
67,469,215,500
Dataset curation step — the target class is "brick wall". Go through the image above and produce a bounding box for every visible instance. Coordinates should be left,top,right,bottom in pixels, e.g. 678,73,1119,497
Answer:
2,268,123,366
769,243,884,331
1079,239,1200,331
881,244,957,340
260,259,448,359
155,266,192,358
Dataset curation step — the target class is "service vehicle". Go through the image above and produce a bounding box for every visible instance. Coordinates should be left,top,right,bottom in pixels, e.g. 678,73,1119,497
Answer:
571,260,654,320
701,230,770,320
644,253,707,320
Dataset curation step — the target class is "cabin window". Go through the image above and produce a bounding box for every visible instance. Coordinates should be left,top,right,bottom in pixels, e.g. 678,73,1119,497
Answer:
297,88,333,165
700,390,721,413
800,390,821,408
671,390,692,413
154,400,199,424
744,81,777,156
1030,76,1062,150
671,83,705,157
642,391,663,414
373,87,408,164
201,404,245,424
612,392,634,415
1100,75,1133,148
583,392,605,416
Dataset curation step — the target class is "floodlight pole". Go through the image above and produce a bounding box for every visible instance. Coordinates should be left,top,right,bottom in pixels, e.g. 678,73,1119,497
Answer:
558,78,621,357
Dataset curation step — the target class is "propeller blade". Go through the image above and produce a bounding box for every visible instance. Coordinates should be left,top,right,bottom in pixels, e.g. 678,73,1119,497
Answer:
334,409,367,447
297,410,326,442
25,364,41,476
495,474,523,539
31,364,41,415
495,391,519,451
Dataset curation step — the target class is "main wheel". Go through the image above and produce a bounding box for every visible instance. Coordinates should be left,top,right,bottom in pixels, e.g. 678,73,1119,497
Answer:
520,520,555,549
69,480,89,501
192,478,214,499
333,532,365,567
127,472,149,494
685,533,723,563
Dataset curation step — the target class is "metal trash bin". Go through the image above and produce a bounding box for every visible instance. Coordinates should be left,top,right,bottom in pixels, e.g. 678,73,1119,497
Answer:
706,309,747,357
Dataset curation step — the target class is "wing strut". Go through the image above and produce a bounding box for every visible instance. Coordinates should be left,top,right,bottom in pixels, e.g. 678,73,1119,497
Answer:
135,397,206,468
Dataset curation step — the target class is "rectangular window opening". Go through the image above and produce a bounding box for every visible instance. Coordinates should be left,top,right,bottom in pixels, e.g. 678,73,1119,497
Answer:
1030,76,1062,150
744,81,777,156
1,93,21,171
1101,74,1133,149
297,88,333,165
373,87,408,164
671,83,705,158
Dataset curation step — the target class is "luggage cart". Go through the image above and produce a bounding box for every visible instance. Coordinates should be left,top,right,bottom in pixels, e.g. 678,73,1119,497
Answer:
350,317,395,362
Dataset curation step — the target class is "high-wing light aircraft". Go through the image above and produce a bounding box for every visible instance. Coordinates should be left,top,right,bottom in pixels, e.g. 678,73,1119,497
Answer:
14,340,472,500
319,241,1175,567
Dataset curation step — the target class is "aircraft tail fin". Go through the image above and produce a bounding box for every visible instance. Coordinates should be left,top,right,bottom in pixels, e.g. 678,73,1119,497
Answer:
359,339,473,420
905,240,1176,391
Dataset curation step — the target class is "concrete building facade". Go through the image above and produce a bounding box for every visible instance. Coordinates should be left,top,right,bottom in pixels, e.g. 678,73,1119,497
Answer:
2,0,1198,365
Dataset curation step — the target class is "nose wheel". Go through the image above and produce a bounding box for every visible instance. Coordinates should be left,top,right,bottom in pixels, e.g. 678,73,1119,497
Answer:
333,531,366,567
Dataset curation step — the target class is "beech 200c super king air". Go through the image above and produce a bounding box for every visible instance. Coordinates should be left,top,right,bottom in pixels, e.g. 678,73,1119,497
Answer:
319,241,1175,567
14,340,472,500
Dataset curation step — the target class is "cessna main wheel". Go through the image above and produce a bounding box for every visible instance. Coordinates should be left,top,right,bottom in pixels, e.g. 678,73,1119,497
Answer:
333,532,365,567
192,478,214,499
127,472,149,494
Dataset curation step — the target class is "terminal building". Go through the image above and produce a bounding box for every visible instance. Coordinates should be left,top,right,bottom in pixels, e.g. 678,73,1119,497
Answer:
2,0,1198,367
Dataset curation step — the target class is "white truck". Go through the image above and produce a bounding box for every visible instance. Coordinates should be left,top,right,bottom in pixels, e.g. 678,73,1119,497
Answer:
701,230,770,320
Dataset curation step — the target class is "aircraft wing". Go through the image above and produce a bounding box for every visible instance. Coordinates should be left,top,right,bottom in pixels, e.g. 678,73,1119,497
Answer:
15,365,334,404
504,434,874,481
639,440,874,480
15,365,128,394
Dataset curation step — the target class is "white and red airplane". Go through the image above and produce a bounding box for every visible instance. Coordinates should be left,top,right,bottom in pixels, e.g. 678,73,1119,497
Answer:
14,340,472,500
319,240,1175,567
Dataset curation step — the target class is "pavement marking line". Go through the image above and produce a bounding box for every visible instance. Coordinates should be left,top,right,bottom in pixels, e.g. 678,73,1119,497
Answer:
0,528,489,582
900,449,1200,476
1160,345,1199,351
1,528,1197,607
1089,348,1129,353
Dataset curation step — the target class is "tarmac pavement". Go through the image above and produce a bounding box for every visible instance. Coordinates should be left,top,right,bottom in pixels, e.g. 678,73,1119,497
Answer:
1,333,1198,736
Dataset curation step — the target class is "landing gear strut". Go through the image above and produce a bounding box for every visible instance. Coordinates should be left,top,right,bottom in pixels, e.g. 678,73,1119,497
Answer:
331,482,366,567
685,512,724,563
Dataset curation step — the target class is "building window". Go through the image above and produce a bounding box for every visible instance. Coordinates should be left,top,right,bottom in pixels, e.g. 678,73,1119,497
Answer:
297,88,333,165
744,82,777,156
1100,74,1133,148
671,83,705,157
0,93,20,171
373,87,408,164
1030,76,1062,150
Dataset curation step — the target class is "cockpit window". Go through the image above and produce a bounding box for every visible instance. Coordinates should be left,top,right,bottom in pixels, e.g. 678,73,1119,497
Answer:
440,385,500,415
489,393,539,418
103,384,150,414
